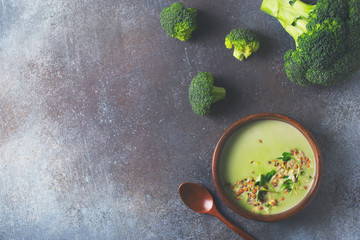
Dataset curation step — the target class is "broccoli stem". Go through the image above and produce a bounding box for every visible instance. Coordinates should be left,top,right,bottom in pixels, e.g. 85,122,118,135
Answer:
233,48,245,61
261,0,316,45
212,86,226,103
233,47,253,61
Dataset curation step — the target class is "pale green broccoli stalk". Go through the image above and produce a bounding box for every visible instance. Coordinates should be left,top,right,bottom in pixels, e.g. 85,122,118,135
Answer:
189,72,226,116
160,2,197,41
225,28,260,61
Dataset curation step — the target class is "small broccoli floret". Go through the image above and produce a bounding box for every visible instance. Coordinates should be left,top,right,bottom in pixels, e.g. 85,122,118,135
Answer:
225,28,260,61
160,2,197,41
189,72,226,116
261,0,360,86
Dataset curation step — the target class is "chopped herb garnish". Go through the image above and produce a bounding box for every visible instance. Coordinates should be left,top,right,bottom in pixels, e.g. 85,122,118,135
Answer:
255,175,264,186
276,152,294,162
256,186,278,201
255,172,274,187
257,190,266,202
260,175,266,186
228,149,313,214
281,179,294,191
266,170,276,181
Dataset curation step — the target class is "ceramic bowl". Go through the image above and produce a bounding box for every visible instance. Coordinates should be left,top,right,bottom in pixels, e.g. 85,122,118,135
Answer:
212,113,322,222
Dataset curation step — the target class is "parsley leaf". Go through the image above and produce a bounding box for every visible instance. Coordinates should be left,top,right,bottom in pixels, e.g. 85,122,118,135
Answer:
266,170,276,181
281,179,294,191
276,152,294,162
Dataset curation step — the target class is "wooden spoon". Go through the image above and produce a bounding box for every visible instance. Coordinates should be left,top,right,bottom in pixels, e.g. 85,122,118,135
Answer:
178,182,255,240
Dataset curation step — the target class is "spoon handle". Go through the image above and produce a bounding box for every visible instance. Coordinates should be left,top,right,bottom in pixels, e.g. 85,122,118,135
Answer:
213,211,255,240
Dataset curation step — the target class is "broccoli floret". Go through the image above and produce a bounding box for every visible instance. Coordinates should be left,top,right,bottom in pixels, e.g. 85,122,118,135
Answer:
189,72,226,116
261,0,360,86
160,2,197,41
225,28,260,61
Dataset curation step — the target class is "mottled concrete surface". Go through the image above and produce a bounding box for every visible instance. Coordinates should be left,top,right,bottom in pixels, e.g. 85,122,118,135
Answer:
0,0,359,239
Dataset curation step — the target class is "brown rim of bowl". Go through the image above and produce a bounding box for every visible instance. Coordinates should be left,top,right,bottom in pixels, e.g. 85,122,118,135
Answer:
212,113,322,222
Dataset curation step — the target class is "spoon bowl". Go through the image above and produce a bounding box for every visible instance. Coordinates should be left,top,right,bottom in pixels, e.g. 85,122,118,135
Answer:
178,182,214,213
178,182,255,240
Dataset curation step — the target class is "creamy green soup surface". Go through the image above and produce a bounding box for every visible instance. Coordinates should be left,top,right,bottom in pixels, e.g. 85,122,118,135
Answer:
220,119,315,214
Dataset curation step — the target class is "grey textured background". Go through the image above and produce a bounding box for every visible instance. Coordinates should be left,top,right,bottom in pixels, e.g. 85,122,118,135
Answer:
0,0,359,239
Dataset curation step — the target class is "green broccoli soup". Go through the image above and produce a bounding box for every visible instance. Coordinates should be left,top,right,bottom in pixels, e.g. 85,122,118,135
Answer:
220,119,315,214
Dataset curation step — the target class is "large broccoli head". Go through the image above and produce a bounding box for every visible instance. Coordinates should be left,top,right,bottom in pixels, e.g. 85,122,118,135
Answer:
225,28,260,61
261,0,360,86
160,2,197,41
189,72,226,116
